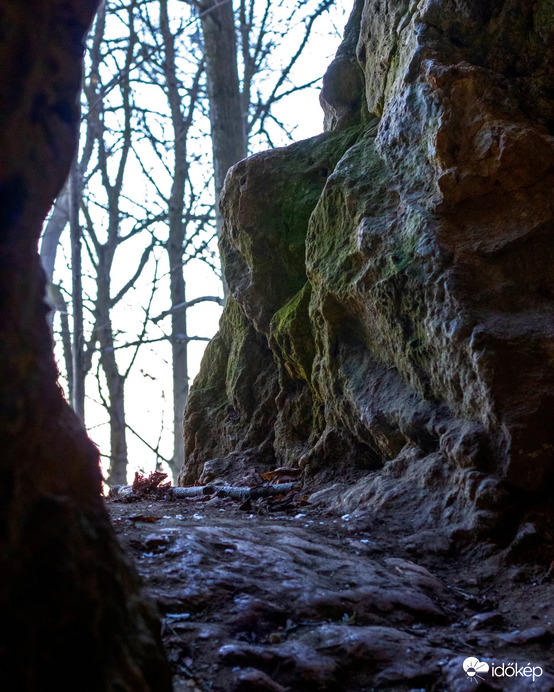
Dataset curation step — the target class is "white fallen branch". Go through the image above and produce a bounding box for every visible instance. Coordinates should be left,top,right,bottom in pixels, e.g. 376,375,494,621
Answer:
108,482,298,501
170,486,214,498
210,483,296,501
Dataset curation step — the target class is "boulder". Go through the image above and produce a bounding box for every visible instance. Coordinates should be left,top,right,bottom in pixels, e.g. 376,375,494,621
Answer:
181,0,554,541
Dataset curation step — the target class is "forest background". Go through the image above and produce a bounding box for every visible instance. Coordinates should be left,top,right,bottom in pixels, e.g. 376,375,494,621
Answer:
41,0,347,485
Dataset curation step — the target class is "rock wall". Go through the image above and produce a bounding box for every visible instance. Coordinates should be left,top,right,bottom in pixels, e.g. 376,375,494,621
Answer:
181,0,554,543
0,2,171,688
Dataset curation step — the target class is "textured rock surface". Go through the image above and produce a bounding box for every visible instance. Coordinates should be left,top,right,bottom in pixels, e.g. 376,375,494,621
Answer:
110,497,554,691
181,0,554,541
0,2,171,689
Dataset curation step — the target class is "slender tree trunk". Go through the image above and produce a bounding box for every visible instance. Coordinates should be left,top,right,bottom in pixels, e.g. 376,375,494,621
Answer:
46,283,74,399
100,345,128,485
69,155,85,422
96,231,129,484
41,189,68,333
83,0,135,483
41,183,69,284
161,0,193,480
60,308,74,400
169,274,189,481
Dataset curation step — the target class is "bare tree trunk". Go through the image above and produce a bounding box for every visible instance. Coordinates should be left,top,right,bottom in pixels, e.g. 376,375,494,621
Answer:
160,0,195,480
41,183,69,284
47,283,75,399
100,342,128,485
200,0,247,239
60,307,74,400
81,0,136,483
169,274,189,480
69,155,85,422
95,231,129,484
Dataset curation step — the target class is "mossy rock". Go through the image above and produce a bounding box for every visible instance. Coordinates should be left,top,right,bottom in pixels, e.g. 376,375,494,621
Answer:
270,282,315,384
220,125,364,334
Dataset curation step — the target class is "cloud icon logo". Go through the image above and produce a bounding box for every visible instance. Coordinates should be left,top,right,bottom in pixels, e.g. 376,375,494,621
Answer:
463,657,490,680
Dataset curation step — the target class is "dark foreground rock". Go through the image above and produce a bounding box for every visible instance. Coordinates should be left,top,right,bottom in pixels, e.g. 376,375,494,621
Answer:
180,0,554,541
0,2,170,688
109,495,554,691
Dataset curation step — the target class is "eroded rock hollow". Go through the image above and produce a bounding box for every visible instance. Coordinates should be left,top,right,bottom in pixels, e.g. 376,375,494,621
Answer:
181,0,554,546
0,2,171,688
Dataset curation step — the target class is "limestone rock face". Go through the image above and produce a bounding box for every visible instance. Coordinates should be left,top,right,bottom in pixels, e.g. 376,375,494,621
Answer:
0,2,171,689
181,0,554,540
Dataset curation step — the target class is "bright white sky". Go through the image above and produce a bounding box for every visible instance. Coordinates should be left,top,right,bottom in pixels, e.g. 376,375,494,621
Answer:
48,0,349,482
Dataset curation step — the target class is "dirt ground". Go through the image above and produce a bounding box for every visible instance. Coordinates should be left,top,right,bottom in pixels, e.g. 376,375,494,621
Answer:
107,487,554,692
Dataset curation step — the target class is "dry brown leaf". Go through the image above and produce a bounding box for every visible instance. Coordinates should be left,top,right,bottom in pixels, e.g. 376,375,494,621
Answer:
260,467,302,482
127,514,162,523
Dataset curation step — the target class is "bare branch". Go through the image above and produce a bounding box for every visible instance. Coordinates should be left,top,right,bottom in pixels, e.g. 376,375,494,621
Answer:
110,239,155,308
124,256,160,380
125,423,173,465
152,295,224,324
97,334,211,353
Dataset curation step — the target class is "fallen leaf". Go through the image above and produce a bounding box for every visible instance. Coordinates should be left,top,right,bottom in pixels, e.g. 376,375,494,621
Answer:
261,467,302,482
127,514,162,523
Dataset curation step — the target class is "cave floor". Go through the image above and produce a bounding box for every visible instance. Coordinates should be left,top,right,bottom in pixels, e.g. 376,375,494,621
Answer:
107,494,554,692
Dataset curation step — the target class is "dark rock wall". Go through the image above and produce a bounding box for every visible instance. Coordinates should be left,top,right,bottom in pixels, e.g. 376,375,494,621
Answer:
0,2,171,689
181,0,554,540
